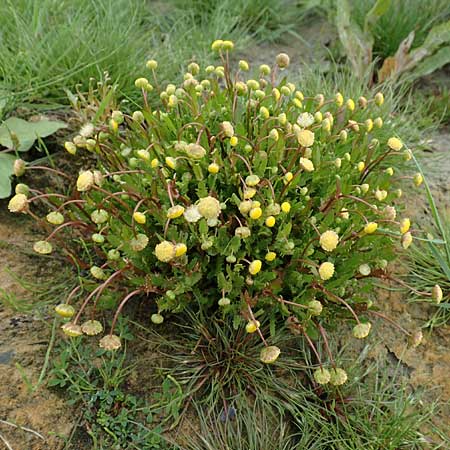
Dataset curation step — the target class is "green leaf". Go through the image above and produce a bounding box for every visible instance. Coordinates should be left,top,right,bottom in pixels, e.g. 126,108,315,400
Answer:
0,153,15,198
411,46,450,80
0,117,67,152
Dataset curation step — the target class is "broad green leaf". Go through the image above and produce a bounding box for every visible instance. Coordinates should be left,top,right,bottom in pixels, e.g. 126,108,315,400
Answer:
0,153,15,198
0,117,67,152
411,46,450,80
419,20,450,54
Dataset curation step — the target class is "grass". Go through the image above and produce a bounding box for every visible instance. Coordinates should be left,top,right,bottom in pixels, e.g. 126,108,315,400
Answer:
0,0,307,119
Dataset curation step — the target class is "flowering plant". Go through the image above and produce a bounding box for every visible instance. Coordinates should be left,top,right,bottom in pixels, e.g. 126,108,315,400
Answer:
9,41,426,383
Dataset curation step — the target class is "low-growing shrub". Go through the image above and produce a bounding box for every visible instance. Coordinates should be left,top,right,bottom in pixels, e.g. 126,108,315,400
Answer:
8,40,428,383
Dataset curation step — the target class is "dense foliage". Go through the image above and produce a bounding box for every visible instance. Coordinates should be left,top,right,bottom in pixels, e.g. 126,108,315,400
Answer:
9,41,426,383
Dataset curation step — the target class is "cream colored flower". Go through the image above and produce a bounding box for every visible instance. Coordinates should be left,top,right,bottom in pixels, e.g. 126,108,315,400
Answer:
99,334,122,350
300,157,314,172
297,129,315,147
8,194,28,213
184,205,202,223
33,241,53,254
319,230,339,252
155,241,176,262
197,196,221,219
76,170,95,192
167,205,185,219
318,262,335,280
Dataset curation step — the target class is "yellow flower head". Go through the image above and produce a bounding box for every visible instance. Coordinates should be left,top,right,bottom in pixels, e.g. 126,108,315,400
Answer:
64,141,77,155
260,345,281,364
374,92,384,106
55,304,75,318
319,230,339,252
364,222,378,234
300,157,314,172
155,241,176,262
265,216,276,227
249,259,262,275
387,137,403,151
46,211,64,225
246,320,260,333
329,368,348,386
335,92,344,107
265,251,276,262
167,205,185,219
165,156,177,170
314,368,331,385
175,243,187,257
249,207,262,220
246,174,260,187
357,161,365,172
208,163,220,174
76,170,94,192
297,129,315,147
239,60,249,71
413,173,423,187
400,218,410,234
133,211,146,224
375,189,388,201
8,193,28,213
318,262,335,280
346,98,355,111
61,322,83,337
198,196,221,219
281,201,291,213
230,136,238,146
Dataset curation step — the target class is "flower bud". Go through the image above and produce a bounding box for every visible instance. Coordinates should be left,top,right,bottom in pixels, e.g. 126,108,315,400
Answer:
133,211,146,224
91,209,109,224
432,284,443,304
413,173,423,187
245,320,260,333
33,240,53,254
374,92,384,106
46,211,64,225
308,300,323,316
13,159,26,177
265,251,276,262
64,141,77,155
81,320,103,336
276,52,290,69
15,183,29,195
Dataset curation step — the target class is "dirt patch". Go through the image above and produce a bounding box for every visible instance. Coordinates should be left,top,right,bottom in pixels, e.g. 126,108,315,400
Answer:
0,205,75,450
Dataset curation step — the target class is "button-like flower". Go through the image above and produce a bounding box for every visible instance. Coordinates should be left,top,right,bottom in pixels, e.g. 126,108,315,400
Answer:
8,194,28,213
245,320,260,333
249,260,262,275
184,205,202,223
46,211,64,225
151,313,164,324
297,129,315,147
99,334,121,350
76,170,95,192
198,196,221,219
246,174,260,187
175,243,187,257
281,202,291,213
318,262,335,280
130,233,149,251
249,207,262,220
300,157,314,172
329,368,348,386
387,137,402,151
265,251,276,262
432,284,443,304
133,211,146,224
319,230,339,252
55,304,75,318
33,241,53,254
221,121,234,137
62,322,83,337
297,112,314,128
314,368,331,385
186,143,206,159
401,232,413,249
91,209,109,224
260,345,281,364
81,320,103,336
364,222,378,234
167,205,185,219
353,322,371,339
400,218,410,234
155,241,176,262
235,226,251,238
307,300,323,316
265,216,276,227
